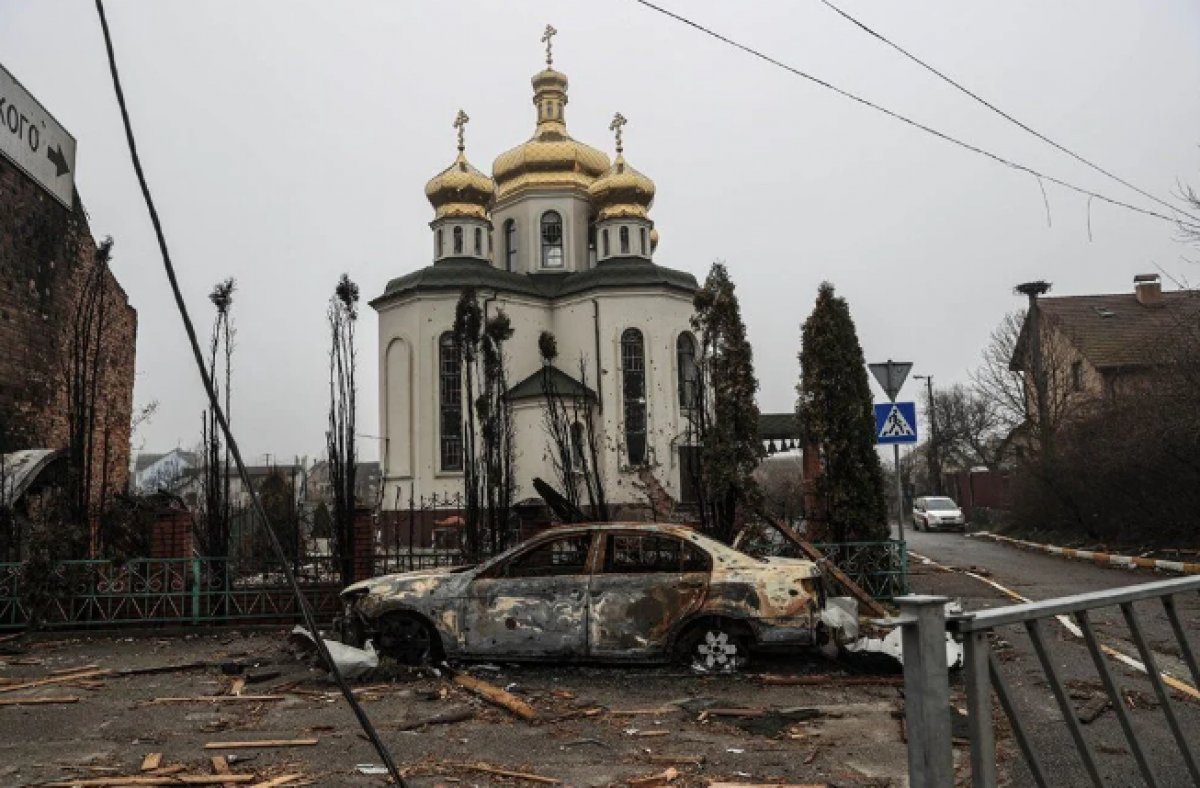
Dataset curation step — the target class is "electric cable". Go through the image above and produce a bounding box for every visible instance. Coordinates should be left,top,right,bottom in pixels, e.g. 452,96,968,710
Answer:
631,0,1200,233
92,2,406,784
815,0,1200,225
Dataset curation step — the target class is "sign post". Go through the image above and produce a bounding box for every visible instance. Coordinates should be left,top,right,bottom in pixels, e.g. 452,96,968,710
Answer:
0,62,77,208
870,360,915,543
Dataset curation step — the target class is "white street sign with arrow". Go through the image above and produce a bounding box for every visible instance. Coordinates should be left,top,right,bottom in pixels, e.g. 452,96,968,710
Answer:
0,62,76,209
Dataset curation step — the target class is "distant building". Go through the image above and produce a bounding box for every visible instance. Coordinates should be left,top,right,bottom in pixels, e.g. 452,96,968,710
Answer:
1011,274,1200,407
133,449,198,494
305,460,381,508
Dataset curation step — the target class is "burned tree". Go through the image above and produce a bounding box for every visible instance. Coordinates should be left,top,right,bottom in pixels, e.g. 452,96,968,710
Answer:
453,289,484,554
688,262,763,543
198,278,236,560
326,274,359,586
537,332,608,521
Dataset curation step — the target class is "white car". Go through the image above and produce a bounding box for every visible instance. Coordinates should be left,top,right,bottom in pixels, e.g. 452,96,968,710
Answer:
912,496,965,532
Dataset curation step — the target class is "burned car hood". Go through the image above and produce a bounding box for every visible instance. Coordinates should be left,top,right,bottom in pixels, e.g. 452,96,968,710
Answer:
759,556,820,574
341,566,468,598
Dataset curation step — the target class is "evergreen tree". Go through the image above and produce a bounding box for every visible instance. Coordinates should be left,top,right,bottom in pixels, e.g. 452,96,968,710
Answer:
797,282,888,542
690,262,763,543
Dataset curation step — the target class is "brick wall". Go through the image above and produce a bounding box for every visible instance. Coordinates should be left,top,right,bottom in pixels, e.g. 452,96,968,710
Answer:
0,156,137,508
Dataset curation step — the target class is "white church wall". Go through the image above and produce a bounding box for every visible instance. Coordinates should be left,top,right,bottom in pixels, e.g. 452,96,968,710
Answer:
491,190,592,273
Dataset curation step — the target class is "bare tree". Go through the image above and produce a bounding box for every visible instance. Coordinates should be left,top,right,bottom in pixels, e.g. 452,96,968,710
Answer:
198,278,235,560
926,384,1011,471
326,274,359,586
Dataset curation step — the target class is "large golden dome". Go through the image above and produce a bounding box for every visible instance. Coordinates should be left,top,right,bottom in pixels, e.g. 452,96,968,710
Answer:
492,35,609,202
425,110,495,221
588,113,656,221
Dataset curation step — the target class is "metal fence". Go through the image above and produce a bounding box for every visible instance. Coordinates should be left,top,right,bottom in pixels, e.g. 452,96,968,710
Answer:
0,557,342,629
812,540,908,600
896,574,1200,787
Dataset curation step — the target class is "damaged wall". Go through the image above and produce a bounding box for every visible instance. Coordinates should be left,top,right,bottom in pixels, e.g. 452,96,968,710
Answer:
0,155,137,503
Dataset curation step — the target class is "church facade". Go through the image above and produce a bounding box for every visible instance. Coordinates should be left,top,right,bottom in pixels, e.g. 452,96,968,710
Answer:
371,29,700,516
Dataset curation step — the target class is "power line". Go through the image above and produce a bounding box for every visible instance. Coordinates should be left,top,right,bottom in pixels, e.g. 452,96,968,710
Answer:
815,0,1200,225
630,0,1200,233
92,3,407,784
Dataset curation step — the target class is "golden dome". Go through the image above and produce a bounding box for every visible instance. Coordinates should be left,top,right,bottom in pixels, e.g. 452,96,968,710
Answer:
425,110,495,221
588,113,656,221
492,28,610,202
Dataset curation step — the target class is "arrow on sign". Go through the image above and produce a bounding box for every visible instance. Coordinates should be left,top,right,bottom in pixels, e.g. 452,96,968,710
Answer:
47,144,70,177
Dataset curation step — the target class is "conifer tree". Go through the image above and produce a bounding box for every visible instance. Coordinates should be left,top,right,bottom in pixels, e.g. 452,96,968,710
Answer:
797,282,887,542
690,262,763,543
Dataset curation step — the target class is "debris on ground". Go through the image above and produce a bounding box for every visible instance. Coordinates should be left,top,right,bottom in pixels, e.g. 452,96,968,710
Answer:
395,705,475,730
1076,694,1112,724
289,626,378,679
451,670,537,721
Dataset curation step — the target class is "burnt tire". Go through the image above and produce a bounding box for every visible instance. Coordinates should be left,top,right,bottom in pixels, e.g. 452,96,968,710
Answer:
676,620,749,673
376,613,440,665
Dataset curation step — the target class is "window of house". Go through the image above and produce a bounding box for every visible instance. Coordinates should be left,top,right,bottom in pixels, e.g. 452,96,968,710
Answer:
601,229,610,258
452,226,463,255
541,211,564,267
474,227,483,256
436,229,444,258
439,333,463,471
639,227,647,255
676,332,698,409
504,219,517,271
619,226,630,254
602,534,711,574
570,421,586,470
502,534,593,578
1071,360,1084,392
621,328,647,465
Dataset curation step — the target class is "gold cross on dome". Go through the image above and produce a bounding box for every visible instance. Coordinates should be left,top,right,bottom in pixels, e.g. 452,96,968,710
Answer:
453,109,469,152
542,24,557,66
609,112,627,154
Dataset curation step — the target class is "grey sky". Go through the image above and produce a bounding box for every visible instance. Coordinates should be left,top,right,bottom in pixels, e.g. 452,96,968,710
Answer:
3,0,1198,462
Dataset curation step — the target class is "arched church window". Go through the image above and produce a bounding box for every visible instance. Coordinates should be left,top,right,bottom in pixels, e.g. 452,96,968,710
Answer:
621,328,647,465
436,229,444,258
452,226,463,255
619,226,630,255
504,220,517,271
602,229,610,258
640,228,648,256
439,332,463,471
474,227,483,256
676,332,698,410
541,211,564,268
570,422,586,470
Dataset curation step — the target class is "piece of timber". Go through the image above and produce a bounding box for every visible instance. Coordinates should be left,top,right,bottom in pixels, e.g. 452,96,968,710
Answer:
42,776,256,786
0,695,80,705
203,739,318,750
141,753,163,771
451,673,537,721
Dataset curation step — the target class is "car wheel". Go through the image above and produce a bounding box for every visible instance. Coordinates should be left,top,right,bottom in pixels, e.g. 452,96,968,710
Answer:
677,620,749,673
376,613,438,665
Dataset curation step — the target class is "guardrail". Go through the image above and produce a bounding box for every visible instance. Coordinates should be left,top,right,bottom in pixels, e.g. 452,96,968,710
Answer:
896,575,1200,786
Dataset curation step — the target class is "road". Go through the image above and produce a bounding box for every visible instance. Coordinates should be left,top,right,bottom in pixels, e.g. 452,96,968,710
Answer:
901,528,1200,787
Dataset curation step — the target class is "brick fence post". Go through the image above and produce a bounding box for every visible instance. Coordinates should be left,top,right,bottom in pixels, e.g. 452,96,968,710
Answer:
150,508,193,559
351,506,376,582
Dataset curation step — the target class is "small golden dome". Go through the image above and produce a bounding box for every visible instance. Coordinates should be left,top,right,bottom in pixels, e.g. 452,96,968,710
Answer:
492,27,610,202
649,227,660,250
425,110,495,221
588,113,656,221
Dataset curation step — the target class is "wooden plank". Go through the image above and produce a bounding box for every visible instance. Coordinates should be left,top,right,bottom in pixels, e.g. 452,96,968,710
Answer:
246,775,303,788
210,755,237,788
203,739,318,750
141,753,163,771
761,514,889,618
451,673,536,721
0,695,79,706
149,696,286,704
0,669,112,694
50,664,101,676
42,776,256,786
445,762,559,785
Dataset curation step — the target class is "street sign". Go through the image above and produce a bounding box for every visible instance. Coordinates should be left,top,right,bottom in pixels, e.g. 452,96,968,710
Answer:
0,62,76,208
875,402,918,445
869,360,912,403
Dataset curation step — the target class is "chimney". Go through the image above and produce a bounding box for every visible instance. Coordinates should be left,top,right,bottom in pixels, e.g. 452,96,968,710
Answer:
1134,273,1163,307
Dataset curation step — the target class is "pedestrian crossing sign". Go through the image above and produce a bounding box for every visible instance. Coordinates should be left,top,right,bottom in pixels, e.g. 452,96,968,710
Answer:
874,402,918,445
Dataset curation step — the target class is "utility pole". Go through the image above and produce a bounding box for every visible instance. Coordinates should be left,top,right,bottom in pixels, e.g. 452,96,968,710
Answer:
914,374,939,495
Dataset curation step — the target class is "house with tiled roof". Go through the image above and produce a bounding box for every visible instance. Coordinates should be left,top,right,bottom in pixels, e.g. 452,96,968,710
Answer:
1012,274,1200,406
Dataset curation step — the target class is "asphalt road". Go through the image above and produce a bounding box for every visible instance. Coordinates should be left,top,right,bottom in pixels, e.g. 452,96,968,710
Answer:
901,527,1200,787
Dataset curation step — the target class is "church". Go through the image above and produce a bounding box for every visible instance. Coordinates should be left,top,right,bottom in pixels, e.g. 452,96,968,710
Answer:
371,27,701,521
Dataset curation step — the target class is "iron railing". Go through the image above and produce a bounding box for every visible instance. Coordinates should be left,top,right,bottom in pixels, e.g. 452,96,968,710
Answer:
0,557,342,629
896,574,1200,787
813,540,908,600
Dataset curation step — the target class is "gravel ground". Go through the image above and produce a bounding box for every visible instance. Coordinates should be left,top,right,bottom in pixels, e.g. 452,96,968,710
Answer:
0,631,913,787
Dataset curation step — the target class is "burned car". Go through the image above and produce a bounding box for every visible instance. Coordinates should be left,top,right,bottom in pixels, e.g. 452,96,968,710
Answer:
336,523,857,670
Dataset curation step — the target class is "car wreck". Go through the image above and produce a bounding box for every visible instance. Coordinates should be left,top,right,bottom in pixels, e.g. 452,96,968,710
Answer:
336,523,859,670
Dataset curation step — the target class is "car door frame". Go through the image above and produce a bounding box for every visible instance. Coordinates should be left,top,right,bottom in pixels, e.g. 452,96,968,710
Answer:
458,528,599,659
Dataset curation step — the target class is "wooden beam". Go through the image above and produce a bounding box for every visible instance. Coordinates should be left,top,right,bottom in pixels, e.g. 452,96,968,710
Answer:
203,739,318,750
451,673,536,721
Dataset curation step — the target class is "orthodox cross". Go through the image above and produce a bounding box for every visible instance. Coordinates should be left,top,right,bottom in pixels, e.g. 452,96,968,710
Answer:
542,24,557,66
609,112,627,154
453,109,469,152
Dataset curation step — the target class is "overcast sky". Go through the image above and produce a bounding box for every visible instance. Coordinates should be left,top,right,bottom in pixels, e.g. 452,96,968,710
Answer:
3,1,1198,463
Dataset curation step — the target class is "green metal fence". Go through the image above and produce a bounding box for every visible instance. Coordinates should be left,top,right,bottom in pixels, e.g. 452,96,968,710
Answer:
812,540,908,600
0,557,341,630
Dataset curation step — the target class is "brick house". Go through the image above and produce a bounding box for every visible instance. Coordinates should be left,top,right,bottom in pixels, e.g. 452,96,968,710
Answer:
1011,274,1200,410
0,155,137,512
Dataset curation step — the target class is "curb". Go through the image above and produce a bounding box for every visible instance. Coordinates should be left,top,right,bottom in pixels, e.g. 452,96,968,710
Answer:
968,531,1200,575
